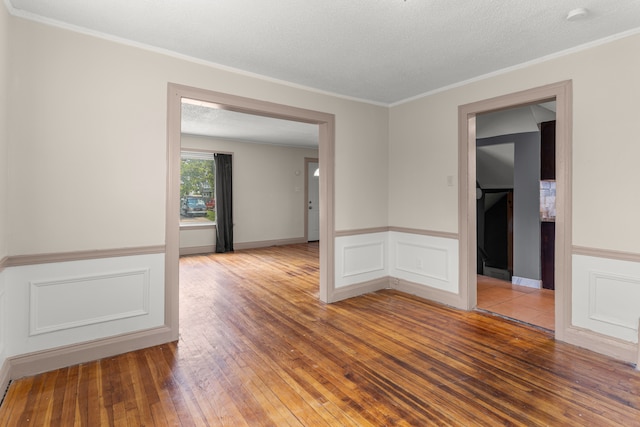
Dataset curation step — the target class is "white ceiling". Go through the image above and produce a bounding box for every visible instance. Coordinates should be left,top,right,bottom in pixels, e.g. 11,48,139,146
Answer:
7,1,637,147
477,102,556,139
181,99,320,148
8,0,640,106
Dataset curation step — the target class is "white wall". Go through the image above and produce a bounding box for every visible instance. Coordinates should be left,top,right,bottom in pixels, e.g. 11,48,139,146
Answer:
0,1,10,385
179,226,216,255
5,7,640,368
181,134,318,249
389,32,640,355
8,16,388,256
0,1,8,261
2,12,388,370
390,33,640,252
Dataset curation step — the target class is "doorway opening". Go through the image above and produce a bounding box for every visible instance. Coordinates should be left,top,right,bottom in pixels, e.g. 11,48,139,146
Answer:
305,158,319,242
458,81,572,340
475,105,556,330
165,84,336,341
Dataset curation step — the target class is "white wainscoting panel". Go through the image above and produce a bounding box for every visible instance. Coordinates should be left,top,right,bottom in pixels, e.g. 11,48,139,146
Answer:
5,253,165,356
30,269,150,336
389,232,459,293
0,270,6,394
0,271,5,358
573,255,640,343
335,233,388,288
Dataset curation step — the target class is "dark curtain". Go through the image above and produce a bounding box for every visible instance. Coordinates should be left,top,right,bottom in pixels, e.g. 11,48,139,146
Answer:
215,153,234,253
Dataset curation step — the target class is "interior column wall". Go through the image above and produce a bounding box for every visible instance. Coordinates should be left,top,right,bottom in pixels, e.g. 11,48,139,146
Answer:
389,32,640,362
1,12,388,378
512,132,541,283
0,0,10,391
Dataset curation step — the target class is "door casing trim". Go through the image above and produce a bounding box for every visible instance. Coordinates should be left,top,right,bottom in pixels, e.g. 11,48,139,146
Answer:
166,84,336,340
457,80,573,340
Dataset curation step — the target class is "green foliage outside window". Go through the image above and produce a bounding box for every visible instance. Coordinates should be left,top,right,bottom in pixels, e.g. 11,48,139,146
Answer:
180,158,214,198
180,155,216,223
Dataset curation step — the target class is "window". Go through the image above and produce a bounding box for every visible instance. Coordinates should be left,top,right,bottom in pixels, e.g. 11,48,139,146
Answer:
180,151,215,224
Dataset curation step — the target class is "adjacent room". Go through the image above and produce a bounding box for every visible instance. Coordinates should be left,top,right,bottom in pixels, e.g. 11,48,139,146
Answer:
2,1,640,424
475,103,557,330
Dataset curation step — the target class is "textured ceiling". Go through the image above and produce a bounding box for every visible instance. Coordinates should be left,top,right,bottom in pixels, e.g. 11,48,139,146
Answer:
7,0,640,105
181,99,319,148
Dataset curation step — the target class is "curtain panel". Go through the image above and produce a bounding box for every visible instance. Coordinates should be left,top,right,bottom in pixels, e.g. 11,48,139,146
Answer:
215,153,234,252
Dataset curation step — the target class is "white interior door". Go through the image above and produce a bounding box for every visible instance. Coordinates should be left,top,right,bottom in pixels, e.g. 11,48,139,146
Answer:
307,161,320,241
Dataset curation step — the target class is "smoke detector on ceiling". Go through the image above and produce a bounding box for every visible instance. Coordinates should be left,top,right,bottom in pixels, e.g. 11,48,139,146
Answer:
566,8,589,21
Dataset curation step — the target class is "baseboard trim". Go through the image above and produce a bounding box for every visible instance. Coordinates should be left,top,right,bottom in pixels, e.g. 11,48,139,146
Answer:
0,358,10,404
8,325,174,380
392,277,464,309
511,276,542,289
234,237,307,251
6,245,166,267
179,245,215,256
563,325,637,365
330,277,389,303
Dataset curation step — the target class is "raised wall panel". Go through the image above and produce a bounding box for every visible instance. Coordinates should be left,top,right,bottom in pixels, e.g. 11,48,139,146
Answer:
573,255,640,343
335,233,387,289
5,253,165,357
588,271,640,332
343,242,385,277
0,284,5,356
389,232,459,294
30,269,150,336
395,242,448,281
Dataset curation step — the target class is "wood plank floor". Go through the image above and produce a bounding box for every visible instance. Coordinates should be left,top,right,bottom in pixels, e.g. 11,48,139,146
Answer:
2,243,640,426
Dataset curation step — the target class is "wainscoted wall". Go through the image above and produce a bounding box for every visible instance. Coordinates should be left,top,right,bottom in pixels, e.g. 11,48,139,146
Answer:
334,232,388,290
0,270,5,355
333,230,459,305
335,230,640,363
4,253,165,358
336,231,640,364
0,269,7,393
573,254,640,344
389,231,459,295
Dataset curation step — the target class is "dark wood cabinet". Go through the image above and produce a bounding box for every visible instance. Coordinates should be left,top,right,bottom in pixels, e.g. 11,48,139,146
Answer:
540,120,555,290
541,221,555,290
540,121,556,180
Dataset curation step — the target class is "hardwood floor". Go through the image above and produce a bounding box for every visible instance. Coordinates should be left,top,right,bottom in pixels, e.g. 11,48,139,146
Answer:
2,243,640,425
